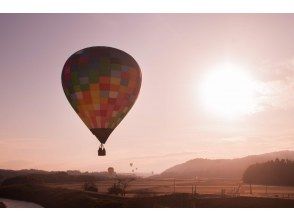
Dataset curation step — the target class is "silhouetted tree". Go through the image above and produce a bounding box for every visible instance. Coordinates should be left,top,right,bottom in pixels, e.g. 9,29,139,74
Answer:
83,182,98,192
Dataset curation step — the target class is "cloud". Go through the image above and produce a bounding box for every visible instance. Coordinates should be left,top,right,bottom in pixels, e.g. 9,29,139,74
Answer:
220,136,247,143
0,160,33,170
0,137,50,150
253,58,294,111
0,138,47,143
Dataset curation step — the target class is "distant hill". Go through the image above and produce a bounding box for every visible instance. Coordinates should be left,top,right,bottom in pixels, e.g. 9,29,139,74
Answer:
0,169,47,183
160,150,294,179
0,172,100,186
0,169,133,184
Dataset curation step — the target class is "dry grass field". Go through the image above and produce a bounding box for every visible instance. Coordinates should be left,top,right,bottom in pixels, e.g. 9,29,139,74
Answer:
46,177,294,199
2,171,293,207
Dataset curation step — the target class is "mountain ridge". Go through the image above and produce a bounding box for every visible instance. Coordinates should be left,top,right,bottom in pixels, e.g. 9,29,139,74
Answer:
160,150,294,178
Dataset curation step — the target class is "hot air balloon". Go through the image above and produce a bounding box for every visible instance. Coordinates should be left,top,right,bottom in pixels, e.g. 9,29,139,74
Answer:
62,46,142,156
130,163,133,167
108,167,115,175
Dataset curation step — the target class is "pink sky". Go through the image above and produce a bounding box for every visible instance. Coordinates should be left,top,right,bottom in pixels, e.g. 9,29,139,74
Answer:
1,14,294,173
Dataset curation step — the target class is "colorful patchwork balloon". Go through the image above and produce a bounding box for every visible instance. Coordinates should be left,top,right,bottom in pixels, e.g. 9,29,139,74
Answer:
61,46,142,156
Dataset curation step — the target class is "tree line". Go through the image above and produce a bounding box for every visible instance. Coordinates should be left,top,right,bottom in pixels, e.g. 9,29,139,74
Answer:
243,159,294,186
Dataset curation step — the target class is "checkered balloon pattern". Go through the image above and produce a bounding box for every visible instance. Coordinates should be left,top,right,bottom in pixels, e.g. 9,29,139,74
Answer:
62,47,141,143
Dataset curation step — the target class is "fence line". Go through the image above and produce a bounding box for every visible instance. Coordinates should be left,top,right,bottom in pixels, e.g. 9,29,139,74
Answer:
93,178,294,199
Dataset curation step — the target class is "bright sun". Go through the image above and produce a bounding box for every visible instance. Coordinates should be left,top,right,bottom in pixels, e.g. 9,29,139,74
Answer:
199,63,259,120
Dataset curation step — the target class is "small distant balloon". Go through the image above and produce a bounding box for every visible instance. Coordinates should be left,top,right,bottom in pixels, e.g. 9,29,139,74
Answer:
108,167,115,175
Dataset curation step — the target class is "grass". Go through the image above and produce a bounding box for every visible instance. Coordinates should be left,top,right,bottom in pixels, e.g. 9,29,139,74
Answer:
0,183,294,208
0,184,124,208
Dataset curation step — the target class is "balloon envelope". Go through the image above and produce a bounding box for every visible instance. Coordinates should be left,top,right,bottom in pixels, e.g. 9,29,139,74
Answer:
62,47,142,144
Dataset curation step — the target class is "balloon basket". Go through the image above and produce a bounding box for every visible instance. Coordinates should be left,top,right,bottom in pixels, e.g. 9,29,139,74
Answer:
98,144,106,156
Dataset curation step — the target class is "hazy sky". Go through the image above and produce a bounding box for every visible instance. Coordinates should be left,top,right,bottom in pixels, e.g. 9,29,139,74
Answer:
1,14,294,173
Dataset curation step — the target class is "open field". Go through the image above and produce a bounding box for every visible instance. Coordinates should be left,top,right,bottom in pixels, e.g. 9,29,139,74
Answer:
46,177,294,199
1,176,294,207
1,183,294,208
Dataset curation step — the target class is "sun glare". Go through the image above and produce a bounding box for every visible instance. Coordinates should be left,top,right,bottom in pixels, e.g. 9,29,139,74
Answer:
199,63,259,120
